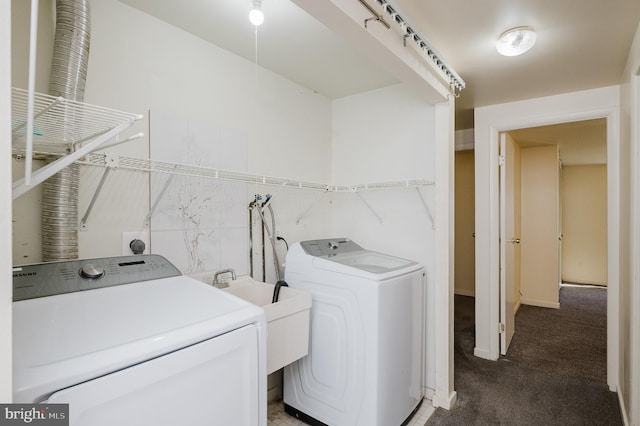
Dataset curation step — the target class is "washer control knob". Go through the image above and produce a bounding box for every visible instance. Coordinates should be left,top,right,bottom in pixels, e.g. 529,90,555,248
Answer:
328,241,339,250
80,264,105,279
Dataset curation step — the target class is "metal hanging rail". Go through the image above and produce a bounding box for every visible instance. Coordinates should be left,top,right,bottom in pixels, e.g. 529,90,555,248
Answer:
361,0,465,93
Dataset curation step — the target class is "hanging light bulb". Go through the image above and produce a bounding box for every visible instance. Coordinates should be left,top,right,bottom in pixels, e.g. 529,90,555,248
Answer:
249,0,264,26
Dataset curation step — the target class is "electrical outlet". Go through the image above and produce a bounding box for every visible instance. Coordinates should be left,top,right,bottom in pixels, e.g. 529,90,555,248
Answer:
122,231,151,256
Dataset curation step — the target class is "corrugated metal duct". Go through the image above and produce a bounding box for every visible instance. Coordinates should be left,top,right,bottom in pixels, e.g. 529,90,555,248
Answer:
42,0,91,261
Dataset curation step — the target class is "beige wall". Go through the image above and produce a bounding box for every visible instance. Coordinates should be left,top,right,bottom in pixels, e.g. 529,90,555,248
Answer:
520,145,560,308
561,165,607,285
454,150,475,296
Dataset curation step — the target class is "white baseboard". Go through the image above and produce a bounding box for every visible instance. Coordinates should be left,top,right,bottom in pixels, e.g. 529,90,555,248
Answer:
617,385,629,426
432,390,457,410
520,298,560,309
473,347,496,360
423,386,435,400
514,299,522,314
454,288,475,297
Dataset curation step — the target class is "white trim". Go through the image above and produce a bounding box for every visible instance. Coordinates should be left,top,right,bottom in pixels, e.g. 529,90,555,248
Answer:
606,108,621,392
433,98,456,409
473,347,493,360
432,390,457,411
473,86,621,394
630,69,640,426
423,387,435,400
618,386,630,426
0,0,12,403
519,298,560,309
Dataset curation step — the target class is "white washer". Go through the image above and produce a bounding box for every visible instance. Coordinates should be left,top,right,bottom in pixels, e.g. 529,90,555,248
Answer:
12,254,266,426
283,239,425,426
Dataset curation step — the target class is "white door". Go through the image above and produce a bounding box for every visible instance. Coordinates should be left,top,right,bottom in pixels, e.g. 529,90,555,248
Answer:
500,133,519,355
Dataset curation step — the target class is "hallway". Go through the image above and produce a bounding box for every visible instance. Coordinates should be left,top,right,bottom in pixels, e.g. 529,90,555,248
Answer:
427,287,621,425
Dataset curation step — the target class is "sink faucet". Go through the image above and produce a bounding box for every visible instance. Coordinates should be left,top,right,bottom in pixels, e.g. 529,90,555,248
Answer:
213,269,236,288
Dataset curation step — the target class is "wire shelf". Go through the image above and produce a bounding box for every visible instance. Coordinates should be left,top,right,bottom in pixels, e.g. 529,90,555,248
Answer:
80,153,435,228
11,87,142,153
84,153,434,193
11,87,143,200
84,154,332,192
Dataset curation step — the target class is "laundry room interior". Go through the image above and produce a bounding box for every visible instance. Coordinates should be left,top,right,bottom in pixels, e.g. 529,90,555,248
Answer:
11,0,445,297
5,0,640,425
8,0,456,424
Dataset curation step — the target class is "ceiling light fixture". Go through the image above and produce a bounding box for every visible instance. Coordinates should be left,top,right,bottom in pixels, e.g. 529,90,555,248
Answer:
496,26,536,57
249,0,264,26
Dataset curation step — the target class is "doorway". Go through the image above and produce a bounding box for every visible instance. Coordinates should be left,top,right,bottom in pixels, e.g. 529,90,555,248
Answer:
472,86,619,391
498,120,607,355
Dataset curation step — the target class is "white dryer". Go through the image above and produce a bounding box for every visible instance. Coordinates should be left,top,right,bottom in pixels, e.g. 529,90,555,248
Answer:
12,254,266,426
283,239,425,426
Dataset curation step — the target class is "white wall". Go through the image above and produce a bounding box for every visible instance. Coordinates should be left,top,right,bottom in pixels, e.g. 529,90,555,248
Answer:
1,0,13,403
84,0,336,263
11,0,335,267
331,82,438,393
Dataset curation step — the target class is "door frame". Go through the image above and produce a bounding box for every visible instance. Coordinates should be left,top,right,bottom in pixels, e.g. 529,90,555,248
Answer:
632,70,640,424
473,86,620,392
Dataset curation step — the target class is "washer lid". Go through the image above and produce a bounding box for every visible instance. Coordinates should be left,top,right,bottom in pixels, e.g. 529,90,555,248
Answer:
311,250,422,279
13,276,265,403
291,240,422,279
326,250,418,274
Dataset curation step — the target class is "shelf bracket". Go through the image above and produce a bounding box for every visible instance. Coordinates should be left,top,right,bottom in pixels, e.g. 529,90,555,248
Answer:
144,173,176,228
98,132,145,151
12,119,138,200
80,167,112,231
356,192,383,224
261,180,289,212
416,187,435,229
295,190,330,224
358,0,390,29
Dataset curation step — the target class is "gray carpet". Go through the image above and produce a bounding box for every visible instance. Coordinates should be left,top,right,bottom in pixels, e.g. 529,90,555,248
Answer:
427,286,622,425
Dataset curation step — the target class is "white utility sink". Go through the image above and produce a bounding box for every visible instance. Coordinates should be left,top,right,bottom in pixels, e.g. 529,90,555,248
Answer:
190,273,311,375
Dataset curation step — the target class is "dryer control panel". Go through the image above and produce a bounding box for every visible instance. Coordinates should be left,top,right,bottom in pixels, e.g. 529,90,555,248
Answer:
12,254,182,301
300,238,363,257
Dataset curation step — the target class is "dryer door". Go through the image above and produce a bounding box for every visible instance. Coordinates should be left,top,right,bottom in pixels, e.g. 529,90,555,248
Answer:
46,325,261,426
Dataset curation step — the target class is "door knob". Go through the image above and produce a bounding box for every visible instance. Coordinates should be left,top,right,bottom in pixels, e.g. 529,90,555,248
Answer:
506,238,520,244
